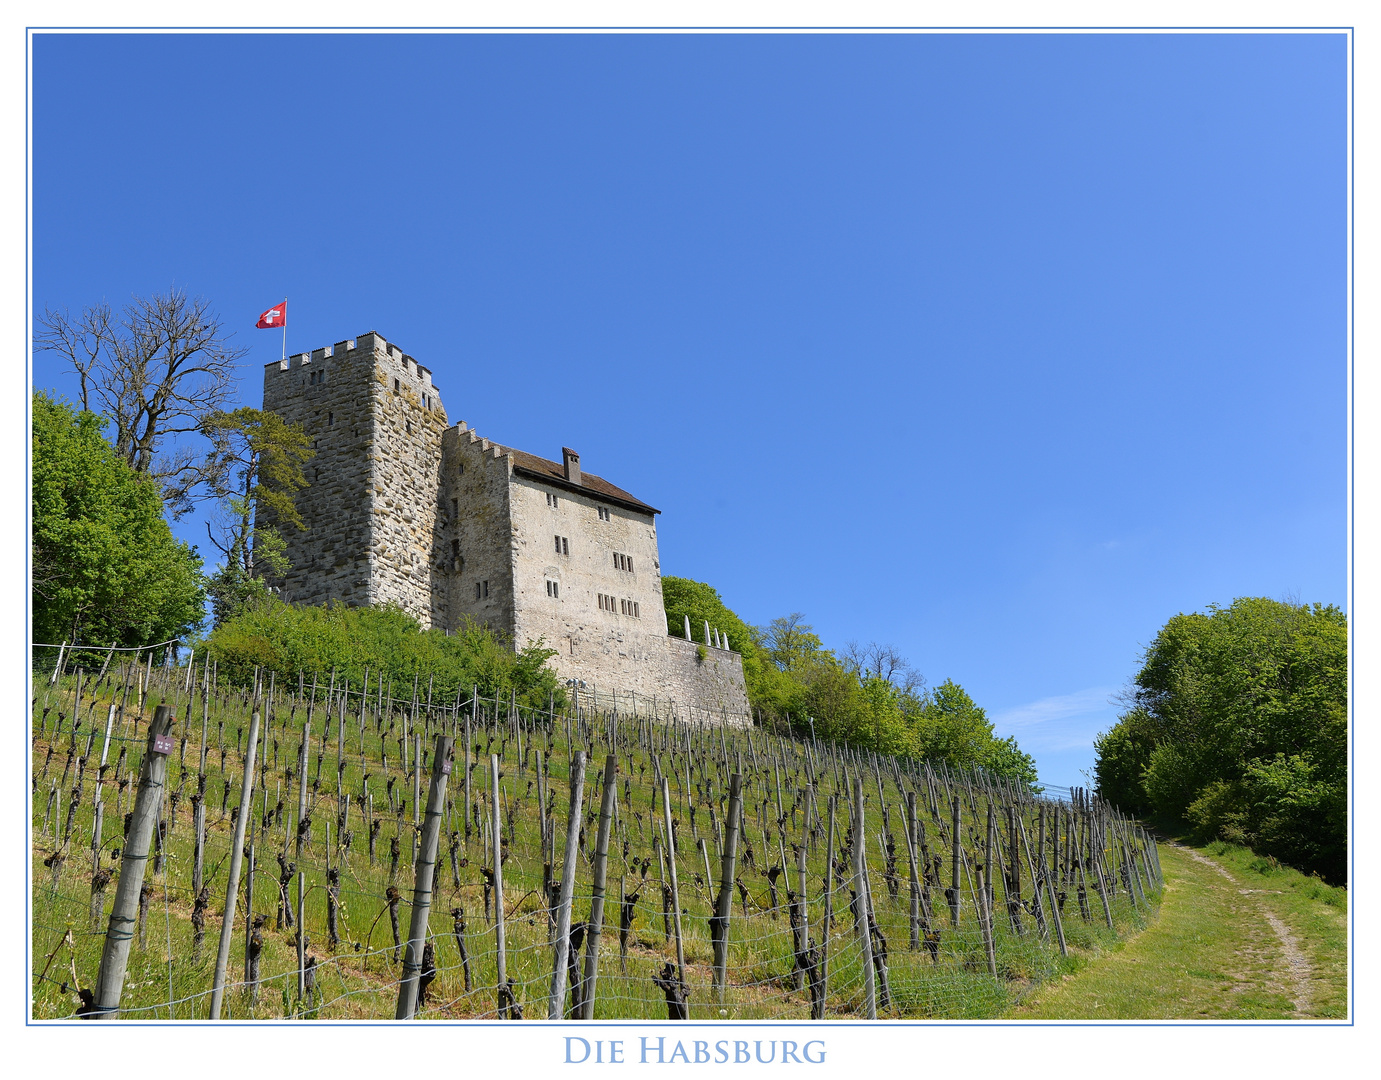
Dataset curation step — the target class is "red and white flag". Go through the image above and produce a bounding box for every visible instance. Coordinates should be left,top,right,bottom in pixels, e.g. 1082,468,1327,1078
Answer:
256,301,286,329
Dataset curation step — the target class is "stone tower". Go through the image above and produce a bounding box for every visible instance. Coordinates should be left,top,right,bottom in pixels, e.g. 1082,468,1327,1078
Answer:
262,331,752,721
260,331,449,625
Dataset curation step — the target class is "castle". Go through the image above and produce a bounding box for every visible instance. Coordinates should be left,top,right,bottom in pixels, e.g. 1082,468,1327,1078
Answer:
261,331,751,722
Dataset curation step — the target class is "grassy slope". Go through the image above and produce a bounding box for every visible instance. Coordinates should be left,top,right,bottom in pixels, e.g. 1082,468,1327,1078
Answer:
36,672,1160,1021
1008,839,1348,1020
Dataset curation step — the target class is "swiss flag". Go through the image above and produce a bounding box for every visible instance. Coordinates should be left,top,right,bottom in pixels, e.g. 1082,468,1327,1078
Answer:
256,301,286,329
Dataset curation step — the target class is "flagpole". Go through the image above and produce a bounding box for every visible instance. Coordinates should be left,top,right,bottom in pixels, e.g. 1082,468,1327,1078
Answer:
281,296,287,361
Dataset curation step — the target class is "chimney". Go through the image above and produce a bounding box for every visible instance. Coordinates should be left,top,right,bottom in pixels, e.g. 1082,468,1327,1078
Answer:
562,447,581,485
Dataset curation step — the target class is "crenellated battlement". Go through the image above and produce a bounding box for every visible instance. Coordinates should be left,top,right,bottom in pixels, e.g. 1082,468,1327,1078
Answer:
265,332,438,393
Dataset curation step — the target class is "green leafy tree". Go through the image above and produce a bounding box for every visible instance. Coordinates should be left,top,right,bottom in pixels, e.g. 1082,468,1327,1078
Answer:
982,735,1040,789
912,679,997,767
201,407,313,625
758,613,824,673
663,577,1038,783
799,653,866,743
1095,597,1347,881
1091,708,1160,815
31,392,204,648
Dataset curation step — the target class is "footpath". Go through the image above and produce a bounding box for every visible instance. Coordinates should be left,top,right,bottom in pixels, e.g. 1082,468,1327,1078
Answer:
1009,841,1347,1020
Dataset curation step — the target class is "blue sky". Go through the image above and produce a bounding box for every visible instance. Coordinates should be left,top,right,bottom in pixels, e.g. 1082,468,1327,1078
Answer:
30,32,1347,787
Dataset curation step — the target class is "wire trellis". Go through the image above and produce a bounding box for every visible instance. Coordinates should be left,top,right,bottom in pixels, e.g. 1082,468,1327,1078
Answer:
30,656,1162,1021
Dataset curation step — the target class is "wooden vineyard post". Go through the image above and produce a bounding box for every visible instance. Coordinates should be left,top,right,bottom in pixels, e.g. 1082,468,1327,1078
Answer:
490,753,511,1017
465,696,474,845
396,734,453,1019
1017,813,1048,940
548,751,587,1019
243,845,256,988
192,788,206,896
983,804,998,979
949,796,961,928
296,714,310,857
711,771,743,1002
90,705,174,1018
852,779,876,1019
820,794,836,1008
661,776,687,988
297,870,306,1002
199,664,210,776
1091,822,1116,930
580,754,618,1019
1041,836,1068,957
903,791,921,951
210,704,262,1019
795,838,810,996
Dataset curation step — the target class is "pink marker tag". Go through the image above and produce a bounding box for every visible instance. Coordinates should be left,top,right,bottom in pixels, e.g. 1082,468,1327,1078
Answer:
152,733,175,755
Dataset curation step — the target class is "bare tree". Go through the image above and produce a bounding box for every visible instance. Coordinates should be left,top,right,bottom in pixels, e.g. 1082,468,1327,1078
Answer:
35,288,245,517
842,640,925,693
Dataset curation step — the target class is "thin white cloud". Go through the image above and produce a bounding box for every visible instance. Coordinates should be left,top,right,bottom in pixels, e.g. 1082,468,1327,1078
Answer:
990,687,1119,751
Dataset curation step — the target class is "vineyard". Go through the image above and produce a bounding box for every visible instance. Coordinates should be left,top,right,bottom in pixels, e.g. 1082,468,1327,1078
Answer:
31,645,1163,1021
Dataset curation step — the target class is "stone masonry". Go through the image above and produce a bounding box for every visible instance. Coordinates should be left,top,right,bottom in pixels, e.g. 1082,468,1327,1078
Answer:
262,332,750,722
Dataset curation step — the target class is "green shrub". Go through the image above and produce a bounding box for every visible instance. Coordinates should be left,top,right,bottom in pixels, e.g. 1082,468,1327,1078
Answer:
201,597,565,709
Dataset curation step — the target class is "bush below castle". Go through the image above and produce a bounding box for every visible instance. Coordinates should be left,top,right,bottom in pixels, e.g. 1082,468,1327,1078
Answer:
202,598,565,710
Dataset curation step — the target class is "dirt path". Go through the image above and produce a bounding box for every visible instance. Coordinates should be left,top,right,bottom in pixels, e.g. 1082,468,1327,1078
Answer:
1009,842,1316,1019
1173,843,1313,1015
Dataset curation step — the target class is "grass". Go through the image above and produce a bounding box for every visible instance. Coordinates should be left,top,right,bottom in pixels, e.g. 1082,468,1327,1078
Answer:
30,660,1159,1021
1007,837,1348,1020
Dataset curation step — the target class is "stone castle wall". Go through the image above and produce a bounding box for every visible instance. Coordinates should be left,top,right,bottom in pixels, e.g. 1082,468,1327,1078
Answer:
658,636,752,723
264,333,751,722
440,426,518,637
507,469,670,693
260,338,376,608
358,334,449,626
262,332,448,625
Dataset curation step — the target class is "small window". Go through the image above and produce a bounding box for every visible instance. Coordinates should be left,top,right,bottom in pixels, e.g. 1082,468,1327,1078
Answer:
483,580,489,598
627,556,633,573
313,468,319,482
406,420,412,435
394,378,400,393
422,393,431,410
476,580,489,600
451,498,459,518
546,580,560,598
597,506,609,521
546,492,560,508
328,412,334,427
555,535,561,554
